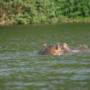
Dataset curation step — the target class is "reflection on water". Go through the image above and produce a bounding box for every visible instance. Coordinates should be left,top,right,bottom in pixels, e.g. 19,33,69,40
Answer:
0,24,90,90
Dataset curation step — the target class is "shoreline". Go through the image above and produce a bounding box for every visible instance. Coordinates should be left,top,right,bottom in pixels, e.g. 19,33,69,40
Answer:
0,17,90,26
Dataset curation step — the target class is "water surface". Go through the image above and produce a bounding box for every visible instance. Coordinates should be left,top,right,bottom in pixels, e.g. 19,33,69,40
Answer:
0,24,90,90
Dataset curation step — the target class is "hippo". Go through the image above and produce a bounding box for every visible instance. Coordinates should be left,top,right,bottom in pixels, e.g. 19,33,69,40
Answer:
39,43,65,56
38,43,89,56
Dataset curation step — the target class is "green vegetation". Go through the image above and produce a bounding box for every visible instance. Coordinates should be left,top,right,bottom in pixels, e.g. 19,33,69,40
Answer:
0,0,90,25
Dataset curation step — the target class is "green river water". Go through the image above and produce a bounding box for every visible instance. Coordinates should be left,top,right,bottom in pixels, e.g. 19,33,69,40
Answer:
0,24,90,90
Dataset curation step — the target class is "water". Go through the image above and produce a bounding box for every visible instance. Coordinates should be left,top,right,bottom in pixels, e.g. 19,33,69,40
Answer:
0,24,90,90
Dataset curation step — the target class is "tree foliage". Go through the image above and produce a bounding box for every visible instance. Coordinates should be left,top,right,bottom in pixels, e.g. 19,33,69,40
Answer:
0,0,90,25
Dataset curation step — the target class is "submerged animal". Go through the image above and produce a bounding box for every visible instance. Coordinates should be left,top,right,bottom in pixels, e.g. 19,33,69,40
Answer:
39,43,67,56
39,43,89,56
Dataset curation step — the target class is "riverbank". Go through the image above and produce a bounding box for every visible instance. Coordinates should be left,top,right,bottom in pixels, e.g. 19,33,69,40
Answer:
0,16,90,26
0,0,90,26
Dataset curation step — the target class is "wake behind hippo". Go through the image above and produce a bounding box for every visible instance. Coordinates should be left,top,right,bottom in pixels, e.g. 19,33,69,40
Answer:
38,43,90,56
71,45,90,54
